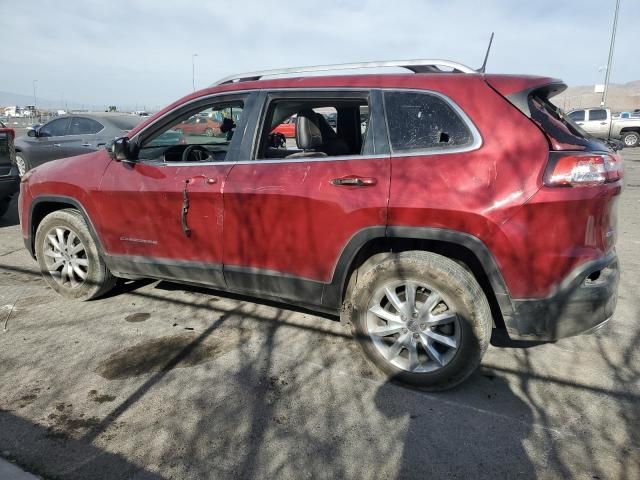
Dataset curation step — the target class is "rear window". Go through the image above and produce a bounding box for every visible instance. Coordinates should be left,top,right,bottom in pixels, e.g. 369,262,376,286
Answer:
383,91,474,152
529,95,593,150
589,109,607,121
107,116,144,131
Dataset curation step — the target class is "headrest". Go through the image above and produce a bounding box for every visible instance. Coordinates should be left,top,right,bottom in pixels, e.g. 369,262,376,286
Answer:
296,110,323,150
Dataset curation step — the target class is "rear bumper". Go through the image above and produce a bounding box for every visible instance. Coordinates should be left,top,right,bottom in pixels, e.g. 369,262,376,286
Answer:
505,252,619,340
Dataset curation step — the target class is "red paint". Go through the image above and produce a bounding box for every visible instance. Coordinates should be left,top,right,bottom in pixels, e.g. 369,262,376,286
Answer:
271,119,296,138
19,72,621,301
223,158,389,281
173,117,221,136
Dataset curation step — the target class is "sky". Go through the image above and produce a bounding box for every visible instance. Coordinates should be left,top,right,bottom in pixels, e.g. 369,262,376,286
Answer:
1,0,637,110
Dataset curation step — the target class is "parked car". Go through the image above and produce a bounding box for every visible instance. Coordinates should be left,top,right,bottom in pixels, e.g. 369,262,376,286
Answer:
271,115,297,138
18,59,621,389
14,113,143,177
566,107,640,147
173,115,221,137
0,126,19,218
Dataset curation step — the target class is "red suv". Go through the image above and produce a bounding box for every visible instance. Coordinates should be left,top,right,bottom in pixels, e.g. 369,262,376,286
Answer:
18,60,621,389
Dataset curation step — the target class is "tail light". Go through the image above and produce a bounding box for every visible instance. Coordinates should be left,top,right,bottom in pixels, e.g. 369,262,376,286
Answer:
544,152,623,187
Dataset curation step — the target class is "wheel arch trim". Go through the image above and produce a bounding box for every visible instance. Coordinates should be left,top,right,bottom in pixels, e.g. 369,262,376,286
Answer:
28,195,105,258
325,226,514,321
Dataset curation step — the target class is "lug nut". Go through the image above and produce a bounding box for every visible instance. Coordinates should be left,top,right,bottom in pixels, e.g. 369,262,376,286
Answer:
420,323,426,330
402,328,408,334
413,333,419,339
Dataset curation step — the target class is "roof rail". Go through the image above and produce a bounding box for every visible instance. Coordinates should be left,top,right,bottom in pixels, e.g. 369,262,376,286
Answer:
213,59,477,86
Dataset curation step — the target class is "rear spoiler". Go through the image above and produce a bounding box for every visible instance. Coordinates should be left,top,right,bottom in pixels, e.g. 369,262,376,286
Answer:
484,75,566,117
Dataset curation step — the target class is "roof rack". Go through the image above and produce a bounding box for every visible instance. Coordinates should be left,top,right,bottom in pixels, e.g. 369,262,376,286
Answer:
213,59,477,86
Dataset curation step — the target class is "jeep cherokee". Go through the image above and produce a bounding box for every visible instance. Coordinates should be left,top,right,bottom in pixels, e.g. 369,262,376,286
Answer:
18,59,621,389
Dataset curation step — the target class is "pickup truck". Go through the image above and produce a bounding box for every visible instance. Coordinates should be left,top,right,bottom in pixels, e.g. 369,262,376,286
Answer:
566,107,640,148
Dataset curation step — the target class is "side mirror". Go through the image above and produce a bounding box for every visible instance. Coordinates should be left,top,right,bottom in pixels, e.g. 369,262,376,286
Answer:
27,129,38,138
109,136,138,163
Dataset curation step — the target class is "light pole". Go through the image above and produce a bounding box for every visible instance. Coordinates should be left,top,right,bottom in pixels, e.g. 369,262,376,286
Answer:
601,0,621,106
192,53,198,92
32,80,38,120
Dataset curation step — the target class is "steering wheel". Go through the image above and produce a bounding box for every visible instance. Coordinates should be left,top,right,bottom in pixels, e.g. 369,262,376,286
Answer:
181,145,213,163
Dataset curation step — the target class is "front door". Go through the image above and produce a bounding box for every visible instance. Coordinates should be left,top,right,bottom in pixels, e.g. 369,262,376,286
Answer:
29,117,73,167
222,90,390,308
96,95,251,286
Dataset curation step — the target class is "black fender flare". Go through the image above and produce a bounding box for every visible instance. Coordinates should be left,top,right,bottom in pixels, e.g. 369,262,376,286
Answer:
323,226,514,322
27,195,105,258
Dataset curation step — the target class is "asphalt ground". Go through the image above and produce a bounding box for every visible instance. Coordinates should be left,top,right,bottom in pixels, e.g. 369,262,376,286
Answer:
0,151,639,479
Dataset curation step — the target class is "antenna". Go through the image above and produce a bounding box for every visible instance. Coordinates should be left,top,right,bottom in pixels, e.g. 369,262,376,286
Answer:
478,32,494,73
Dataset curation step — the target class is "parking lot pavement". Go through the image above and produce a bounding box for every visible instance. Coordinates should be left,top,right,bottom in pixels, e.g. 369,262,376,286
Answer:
0,152,639,480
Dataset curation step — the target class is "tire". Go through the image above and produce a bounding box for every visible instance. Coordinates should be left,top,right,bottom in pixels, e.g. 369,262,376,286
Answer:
15,153,30,177
622,131,640,148
0,195,11,218
34,209,117,300
347,251,492,390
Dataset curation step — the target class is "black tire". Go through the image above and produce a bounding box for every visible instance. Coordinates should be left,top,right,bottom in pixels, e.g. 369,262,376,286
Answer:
34,209,117,300
0,195,11,218
15,153,30,177
622,131,640,148
347,251,492,390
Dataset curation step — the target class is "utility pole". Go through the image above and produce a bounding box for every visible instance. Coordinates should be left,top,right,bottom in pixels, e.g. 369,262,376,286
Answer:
32,80,37,109
601,0,621,106
192,53,198,92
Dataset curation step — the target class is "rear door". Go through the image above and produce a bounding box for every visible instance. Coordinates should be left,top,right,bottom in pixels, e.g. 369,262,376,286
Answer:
222,90,390,308
584,109,609,138
64,116,106,157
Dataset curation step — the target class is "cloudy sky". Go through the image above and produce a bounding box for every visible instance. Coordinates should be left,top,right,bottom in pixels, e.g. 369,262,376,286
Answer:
1,0,637,110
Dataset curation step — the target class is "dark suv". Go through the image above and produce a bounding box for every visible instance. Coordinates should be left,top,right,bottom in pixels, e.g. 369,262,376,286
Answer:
18,60,621,389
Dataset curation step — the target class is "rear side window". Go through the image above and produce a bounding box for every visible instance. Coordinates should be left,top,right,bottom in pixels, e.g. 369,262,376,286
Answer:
383,91,473,152
588,109,607,121
69,117,103,135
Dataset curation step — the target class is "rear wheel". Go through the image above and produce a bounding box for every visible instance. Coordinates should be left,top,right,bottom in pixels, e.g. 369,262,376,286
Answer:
204,128,214,137
35,209,116,300
15,154,30,177
348,251,492,390
622,131,640,148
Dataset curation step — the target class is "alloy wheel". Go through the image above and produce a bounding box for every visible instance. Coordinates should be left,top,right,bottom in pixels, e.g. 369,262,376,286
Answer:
15,155,26,177
624,133,639,147
42,226,89,288
366,280,461,373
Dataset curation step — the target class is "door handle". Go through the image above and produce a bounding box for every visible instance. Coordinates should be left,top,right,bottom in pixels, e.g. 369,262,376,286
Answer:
577,122,584,125
186,175,216,185
600,122,607,125
330,176,377,187
53,144,62,147
81,143,92,147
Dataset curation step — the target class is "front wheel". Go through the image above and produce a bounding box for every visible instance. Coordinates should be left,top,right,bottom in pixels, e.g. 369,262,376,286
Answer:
347,251,492,390
622,131,640,148
35,209,117,300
